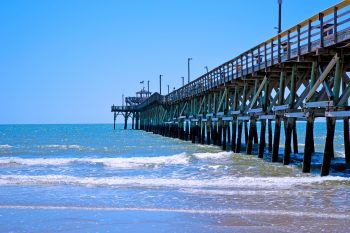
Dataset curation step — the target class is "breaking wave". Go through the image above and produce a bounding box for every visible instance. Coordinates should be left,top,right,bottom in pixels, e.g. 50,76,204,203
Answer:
0,174,348,189
0,153,189,168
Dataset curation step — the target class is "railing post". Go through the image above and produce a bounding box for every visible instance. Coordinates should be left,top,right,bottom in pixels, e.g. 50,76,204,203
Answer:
334,7,338,43
308,20,312,52
319,13,324,48
278,35,281,63
270,40,274,65
297,25,301,56
264,43,267,68
287,31,291,60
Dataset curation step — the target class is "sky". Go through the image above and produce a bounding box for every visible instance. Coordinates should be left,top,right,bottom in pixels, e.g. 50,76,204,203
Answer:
0,0,342,124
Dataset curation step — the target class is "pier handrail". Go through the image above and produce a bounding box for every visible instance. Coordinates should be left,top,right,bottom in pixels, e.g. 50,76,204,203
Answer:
165,0,350,103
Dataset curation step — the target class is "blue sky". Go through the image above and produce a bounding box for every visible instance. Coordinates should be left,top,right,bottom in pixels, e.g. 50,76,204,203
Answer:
0,0,341,124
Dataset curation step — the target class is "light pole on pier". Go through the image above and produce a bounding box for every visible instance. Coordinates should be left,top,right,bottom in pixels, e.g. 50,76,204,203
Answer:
278,0,282,33
187,58,192,84
167,84,170,94
204,66,209,73
159,75,163,94
147,80,150,93
181,76,184,87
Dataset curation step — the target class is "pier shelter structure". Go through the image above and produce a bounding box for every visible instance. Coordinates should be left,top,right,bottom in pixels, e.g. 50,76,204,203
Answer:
111,88,151,130
112,1,350,176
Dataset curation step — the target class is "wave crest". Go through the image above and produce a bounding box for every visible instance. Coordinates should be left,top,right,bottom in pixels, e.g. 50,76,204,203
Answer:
0,153,189,168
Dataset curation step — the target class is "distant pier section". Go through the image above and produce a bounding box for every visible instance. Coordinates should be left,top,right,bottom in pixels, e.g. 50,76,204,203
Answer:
112,1,350,176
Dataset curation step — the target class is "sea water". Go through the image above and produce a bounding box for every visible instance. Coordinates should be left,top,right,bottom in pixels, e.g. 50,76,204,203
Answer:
0,124,349,232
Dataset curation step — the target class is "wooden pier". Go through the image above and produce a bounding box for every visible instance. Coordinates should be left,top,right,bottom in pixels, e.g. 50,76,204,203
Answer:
112,1,350,176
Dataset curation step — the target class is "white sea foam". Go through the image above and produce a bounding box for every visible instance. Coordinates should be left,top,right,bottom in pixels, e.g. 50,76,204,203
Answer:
0,153,189,168
0,144,13,149
180,188,314,197
0,205,349,220
0,174,348,189
37,144,89,150
192,151,233,159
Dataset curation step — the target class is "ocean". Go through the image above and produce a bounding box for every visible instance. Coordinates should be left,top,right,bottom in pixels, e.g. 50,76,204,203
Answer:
0,123,350,232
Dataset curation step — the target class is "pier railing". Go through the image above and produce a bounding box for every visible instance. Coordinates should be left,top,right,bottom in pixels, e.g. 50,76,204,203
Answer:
165,1,350,103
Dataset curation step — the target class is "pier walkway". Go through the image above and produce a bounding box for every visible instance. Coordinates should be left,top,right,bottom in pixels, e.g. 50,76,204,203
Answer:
112,1,350,176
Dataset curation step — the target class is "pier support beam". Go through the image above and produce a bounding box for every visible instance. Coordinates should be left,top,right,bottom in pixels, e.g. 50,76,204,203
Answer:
222,121,227,150
218,119,223,147
258,119,266,158
207,119,211,145
247,118,256,155
244,121,249,145
185,120,189,141
231,119,237,152
124,113,128,130
201,122,205,144
344,117,350,163
292,120,298,153
113,112,116,130
236,120,243,153
283,118,293,165
268,119,273,152
302,114,314,173
321,118,336,176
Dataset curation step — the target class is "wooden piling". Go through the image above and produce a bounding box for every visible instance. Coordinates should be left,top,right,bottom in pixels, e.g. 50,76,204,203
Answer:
222,122,227,150
218,119,222,147
185,120,189,141
207,120,211,145
258,119,266,158
227,124,231,143
246,118,256,155
113,112,116,130
321,118,336,176
268,119,273,152
201,122,205,144
344,117,350,164
232,119,237,151
236,120,243,153
283,118,293,165
124,113,128,130
302,115,314,173
244,121,249,145
292,120,298,153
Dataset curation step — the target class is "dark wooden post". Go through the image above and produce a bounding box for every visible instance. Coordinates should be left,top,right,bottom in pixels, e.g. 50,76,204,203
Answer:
244,121,249,145
222,121,227,150
207,119,211,145
218,118,223,146
302,114,314,173
227,123,231,143
213,121,218,145
201,122,205,144
132,113,135,130
268,119,273,152
232,118,237,151
321,118,336,176
247,118,256,155
258,119,266,158
136,112,140,130
124,113,128,130
185,120,189,141
236,120,243,153
113,112,116,130
344,117,350,164
292,119,298,153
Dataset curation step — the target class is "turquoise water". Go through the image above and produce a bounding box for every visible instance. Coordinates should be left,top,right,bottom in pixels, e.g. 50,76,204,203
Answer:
0,124,350,232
